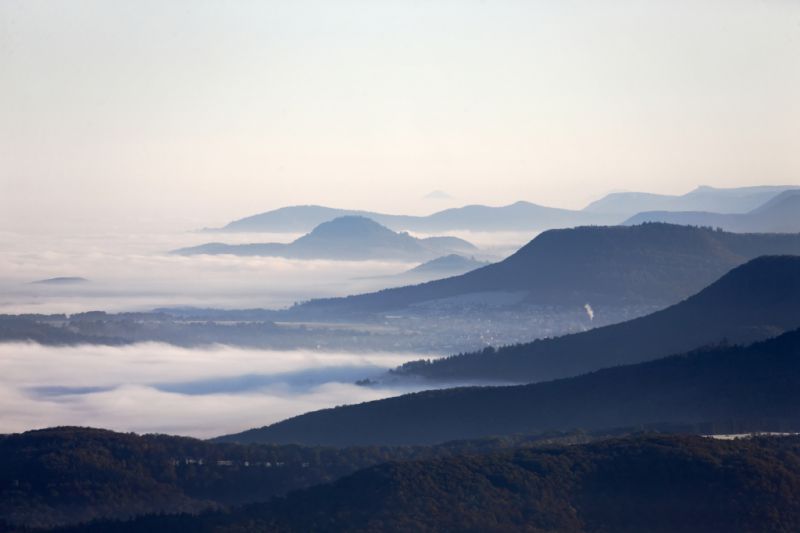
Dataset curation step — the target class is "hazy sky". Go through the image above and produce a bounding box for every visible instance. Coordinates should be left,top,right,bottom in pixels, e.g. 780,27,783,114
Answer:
2,0,799,233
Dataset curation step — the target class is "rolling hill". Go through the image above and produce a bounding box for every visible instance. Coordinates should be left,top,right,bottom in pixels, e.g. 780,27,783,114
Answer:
0,426,596,529
624,189,800,233
220,325,800,447
286,224,800,317
74,436,800,533
175,216,476,261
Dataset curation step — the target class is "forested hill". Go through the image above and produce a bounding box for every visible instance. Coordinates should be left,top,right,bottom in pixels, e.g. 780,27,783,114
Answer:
288,224,800,317
55,435,800,533
394,254,800,383
221,327,800,446
0,426,593,529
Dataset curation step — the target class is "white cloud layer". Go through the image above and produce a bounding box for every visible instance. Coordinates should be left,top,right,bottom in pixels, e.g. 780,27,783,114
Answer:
0,230,425,313
0,342,432,438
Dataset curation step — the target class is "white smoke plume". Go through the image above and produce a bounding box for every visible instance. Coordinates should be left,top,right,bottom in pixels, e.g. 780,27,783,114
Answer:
584,303,595,321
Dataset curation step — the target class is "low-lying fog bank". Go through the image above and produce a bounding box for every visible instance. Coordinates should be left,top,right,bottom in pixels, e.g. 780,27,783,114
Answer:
0,230,421,314
0,229,527,315
0,342,437,438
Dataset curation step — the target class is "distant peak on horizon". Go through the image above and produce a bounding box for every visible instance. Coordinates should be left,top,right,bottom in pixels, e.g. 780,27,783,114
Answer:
423,190,453,200
31,277,89,285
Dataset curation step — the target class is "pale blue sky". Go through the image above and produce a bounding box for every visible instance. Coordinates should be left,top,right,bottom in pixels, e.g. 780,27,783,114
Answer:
2,0,799,232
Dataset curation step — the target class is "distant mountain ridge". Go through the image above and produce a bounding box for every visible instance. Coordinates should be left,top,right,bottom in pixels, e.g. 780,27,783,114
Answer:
175,216,477,261
624,189,800,233
211,201,619,233
221,325,800,447
286,224,800,317
208,185,797,234
585,184,799,216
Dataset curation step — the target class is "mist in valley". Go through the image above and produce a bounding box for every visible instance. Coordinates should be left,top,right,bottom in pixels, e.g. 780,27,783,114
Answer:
0,341,441,438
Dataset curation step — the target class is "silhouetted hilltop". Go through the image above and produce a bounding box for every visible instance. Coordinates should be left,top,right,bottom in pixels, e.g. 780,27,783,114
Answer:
288,224,800,317
585,184,799,217
76,435,800,532
403,254,488,276
31,277,89,285
222,326,800,447
213,201,618,233
625,189,800,233
175,216,476,261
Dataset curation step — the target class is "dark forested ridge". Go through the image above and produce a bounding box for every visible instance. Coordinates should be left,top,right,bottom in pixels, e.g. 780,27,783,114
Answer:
0,426,598,529
221,327,800,446
53,435,800,533
393,254,800,382
287,224,800,317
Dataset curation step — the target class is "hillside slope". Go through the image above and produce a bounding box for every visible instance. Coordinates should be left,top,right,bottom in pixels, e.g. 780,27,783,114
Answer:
393,255,800,382
221,326,800,446
59,435,800,533
288,224,800,317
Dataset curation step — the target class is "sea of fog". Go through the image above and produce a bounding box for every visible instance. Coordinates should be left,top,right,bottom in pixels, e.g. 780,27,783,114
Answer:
0,228,532,437
0,229,530,314
0,342,437,438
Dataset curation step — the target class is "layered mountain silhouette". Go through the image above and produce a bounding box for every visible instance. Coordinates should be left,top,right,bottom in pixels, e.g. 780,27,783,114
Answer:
625,189,800,233
394,255,800,382
175,216,476,261
212,201,618,233
221,325,800,447
585,184,798,217
286,224,800,317
210,186,798,234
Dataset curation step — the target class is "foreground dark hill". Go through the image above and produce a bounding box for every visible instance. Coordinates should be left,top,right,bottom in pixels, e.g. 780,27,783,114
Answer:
584,184,798,217
213,201,617,233
57,435,800,533
625,189,800,233
222,326,800,446
0,427,593,529
175,216,476,261
288,224,800,317
394,255,800,382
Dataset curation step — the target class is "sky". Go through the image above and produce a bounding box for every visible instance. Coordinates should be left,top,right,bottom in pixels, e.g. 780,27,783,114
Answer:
2,0,799,233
